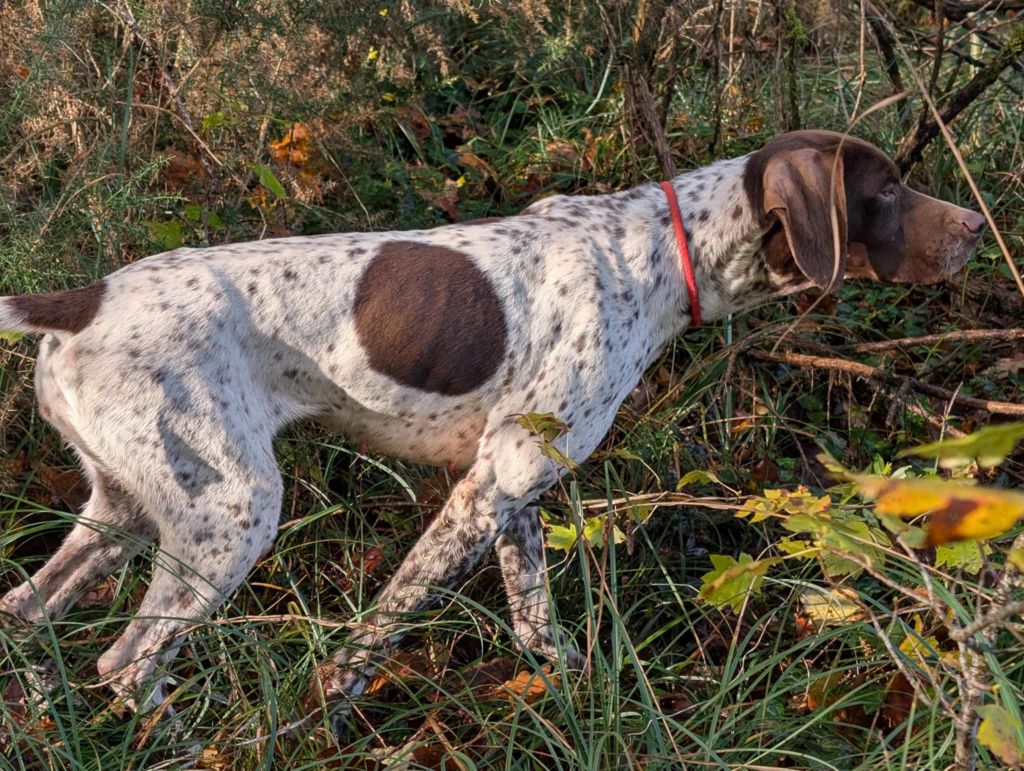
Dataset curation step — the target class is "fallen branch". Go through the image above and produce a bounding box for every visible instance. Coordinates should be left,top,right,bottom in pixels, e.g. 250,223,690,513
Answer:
834,327,1024,353
749,349,1024,416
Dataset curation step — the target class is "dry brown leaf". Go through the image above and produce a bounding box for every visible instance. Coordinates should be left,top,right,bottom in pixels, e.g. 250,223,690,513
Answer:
485,664,557,705
269,122,312,167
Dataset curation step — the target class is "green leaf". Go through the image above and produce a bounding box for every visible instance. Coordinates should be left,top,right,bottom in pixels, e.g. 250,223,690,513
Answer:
698,553,777,612
514,412,568,442
515,412,576,470
251,162,287,199
201,111,226,131
935,540,987,574
876,513,928,548
144,219,184,250
182,204,226,230
206,211,226,230
582,515,625,547
677,469,721,490
899,423,1024,468
977,704,1024,766
546,523,577,552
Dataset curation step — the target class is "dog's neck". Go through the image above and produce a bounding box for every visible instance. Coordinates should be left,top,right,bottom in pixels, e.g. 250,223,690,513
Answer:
641,154,810,341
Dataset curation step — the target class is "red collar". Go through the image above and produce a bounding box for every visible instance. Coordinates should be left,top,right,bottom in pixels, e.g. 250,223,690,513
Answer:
659,181,701,329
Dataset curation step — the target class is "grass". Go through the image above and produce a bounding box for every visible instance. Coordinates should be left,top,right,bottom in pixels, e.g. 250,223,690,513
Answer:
3,1,1024,768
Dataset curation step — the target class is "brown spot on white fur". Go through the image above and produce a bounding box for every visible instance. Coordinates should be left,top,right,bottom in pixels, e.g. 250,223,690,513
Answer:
353,241,508,395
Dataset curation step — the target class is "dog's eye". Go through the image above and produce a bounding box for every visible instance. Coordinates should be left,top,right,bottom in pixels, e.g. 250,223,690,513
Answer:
877,186,898,202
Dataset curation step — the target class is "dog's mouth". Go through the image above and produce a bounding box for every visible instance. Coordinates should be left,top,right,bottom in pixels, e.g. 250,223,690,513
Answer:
846,230,983,285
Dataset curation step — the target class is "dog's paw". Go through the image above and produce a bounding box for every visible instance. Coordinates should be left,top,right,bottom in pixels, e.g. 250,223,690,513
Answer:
515,625,590,675
0,586,45,630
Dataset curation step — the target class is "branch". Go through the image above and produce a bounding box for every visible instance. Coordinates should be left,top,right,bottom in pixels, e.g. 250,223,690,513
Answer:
895,22,1024,170
865,1,904,94
908,0,1024,21
834,327,1024,353
748,349,1024,416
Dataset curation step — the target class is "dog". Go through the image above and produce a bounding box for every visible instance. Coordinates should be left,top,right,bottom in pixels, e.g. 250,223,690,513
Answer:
0,130,985,726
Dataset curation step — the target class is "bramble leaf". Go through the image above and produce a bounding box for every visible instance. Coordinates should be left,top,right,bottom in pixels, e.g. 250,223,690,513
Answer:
854,475,1024,545
899,423,1024,468
935,539,988,574
144,219,184,250
698,553,777,612
546,523,577,552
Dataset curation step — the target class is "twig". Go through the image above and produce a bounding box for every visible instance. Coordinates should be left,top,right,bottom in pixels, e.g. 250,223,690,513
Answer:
749,348,1024,416
834,327,1024,353
951,599,1024,641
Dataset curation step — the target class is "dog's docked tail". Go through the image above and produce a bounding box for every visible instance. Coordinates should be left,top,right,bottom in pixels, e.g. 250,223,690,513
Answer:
0,282,106,336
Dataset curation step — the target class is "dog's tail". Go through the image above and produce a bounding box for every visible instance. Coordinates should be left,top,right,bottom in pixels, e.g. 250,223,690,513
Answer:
0,281,106,336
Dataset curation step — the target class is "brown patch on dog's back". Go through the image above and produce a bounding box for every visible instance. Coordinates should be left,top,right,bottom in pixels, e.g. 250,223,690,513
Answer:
9,282,106,334
354,241,507,395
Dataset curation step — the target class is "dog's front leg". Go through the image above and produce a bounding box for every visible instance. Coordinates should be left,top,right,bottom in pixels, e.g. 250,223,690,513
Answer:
496,506,586,670
326,423,561,731
326,470,511,702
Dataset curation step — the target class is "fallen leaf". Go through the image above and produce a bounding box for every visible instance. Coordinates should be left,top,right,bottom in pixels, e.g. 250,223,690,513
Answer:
881,671,915,735
798,586,865,631
978,704,1024,767
77,576,118,609
269,122,312,167
486,664,556,705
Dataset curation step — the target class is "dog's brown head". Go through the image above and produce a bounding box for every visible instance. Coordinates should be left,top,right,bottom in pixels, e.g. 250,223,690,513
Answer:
744,130,985,291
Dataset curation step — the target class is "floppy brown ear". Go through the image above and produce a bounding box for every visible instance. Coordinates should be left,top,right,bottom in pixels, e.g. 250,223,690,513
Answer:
762,147,847,291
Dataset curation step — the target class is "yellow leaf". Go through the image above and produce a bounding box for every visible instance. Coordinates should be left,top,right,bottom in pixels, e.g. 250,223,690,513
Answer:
799,587,865,630
1008,547,1024,573
978,705,1024,766
698,553,777,612
546,523,577,552
898,616,941,661
854,475,1024,545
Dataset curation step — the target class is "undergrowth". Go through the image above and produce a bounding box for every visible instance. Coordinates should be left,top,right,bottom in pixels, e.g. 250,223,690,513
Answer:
2,1,1023,769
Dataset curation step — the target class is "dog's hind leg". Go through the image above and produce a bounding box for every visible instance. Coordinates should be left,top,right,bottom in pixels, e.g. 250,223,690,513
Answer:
495,506,586,669
92,453,283,713
0,466,155,625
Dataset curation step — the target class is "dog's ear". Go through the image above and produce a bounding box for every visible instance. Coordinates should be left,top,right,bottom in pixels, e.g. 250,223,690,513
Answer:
762,148,847,292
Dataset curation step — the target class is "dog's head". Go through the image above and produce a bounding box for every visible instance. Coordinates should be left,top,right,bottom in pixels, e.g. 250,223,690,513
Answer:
744,130,985,292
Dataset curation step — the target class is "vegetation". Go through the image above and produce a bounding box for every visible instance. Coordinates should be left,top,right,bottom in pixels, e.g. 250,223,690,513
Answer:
2,1,1024,768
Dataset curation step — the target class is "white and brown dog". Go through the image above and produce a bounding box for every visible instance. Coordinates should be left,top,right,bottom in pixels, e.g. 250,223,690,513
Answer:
0,131,985,724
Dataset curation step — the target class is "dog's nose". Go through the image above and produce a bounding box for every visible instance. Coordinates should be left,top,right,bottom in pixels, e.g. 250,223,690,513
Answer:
959,210,986,236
